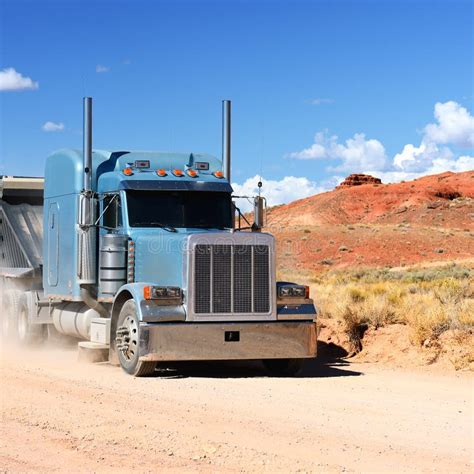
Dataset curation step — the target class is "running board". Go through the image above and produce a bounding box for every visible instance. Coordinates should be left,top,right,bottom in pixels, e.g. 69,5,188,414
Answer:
78,341,109,363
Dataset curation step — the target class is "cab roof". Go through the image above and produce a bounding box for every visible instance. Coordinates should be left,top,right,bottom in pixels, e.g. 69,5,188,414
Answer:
44,149,231,198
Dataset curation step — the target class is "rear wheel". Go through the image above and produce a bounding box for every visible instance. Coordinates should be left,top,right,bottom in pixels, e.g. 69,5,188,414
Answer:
115,300,156,377
17,294,45,345
263,358,305,377
3,290,45,344
2,290,22,339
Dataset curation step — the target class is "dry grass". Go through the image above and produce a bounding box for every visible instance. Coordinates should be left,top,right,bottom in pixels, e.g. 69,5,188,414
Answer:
279,263,474,366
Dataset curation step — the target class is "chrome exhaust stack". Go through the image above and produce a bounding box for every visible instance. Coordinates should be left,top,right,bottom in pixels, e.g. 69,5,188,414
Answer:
222,100,231,182
77,97,108,317
83,97,93,193
78,97,97,284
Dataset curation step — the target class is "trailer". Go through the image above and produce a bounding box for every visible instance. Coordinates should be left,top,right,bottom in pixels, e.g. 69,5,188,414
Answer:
0,176,46,342
0,99,317,376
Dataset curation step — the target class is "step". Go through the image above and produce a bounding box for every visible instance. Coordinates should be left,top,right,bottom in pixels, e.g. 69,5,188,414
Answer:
78,341,109,363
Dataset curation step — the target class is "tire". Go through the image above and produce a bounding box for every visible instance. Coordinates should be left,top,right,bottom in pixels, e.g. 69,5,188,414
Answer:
263,358,305,377
16,294,46,345
3,290,45,345
2,289,22,339
115,300,156,377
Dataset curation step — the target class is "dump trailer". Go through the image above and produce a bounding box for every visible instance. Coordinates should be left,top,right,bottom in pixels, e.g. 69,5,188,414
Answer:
0,98,317,376
0,176,46,342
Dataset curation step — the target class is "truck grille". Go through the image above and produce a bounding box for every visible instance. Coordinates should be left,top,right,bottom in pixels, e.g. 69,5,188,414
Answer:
194,244,270,314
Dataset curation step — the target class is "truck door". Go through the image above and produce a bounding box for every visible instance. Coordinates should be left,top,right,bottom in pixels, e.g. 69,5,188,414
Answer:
47,202,59,287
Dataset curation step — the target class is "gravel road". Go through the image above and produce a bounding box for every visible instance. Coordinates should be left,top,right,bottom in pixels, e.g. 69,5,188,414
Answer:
1,345,472,472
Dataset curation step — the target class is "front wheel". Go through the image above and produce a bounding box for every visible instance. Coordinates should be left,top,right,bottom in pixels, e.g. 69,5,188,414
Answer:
263,358,305,377
115,300,156,377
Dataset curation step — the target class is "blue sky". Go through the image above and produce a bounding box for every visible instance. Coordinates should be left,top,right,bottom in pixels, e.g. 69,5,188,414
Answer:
1,0,473,206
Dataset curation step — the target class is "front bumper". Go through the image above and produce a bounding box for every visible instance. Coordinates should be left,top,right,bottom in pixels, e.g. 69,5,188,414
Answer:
139,321,317,362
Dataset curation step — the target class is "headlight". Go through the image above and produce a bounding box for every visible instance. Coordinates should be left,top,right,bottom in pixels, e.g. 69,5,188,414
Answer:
277,285,309,299
292,286,307,297
144,286,182,300
279,287,293,297
166,287,182,298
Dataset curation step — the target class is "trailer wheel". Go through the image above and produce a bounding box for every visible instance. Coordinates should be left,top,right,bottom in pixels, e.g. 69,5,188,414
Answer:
16,295,45,345
115,300,156,377
2,289,22,339
263,358,305,377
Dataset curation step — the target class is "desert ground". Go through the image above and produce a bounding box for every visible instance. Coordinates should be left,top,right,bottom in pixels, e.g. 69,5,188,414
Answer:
1,343,472,473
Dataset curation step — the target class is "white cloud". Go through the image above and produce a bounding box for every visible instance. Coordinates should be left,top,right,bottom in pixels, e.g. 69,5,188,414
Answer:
96,64,110,73
424,101,474,148
428,155,474,173
232,175,339,212
0,67,38,91
367,153,474,183
42,121,65,132
289,131,388,172
289,100,473,187
311,98,334,105
392,141,455,173
392,101,474,176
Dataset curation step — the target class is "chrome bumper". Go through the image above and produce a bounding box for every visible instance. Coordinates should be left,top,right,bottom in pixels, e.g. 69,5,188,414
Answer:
139,321,317,362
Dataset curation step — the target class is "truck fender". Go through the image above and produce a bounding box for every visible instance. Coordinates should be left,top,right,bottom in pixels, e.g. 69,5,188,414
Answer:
109,283,186,365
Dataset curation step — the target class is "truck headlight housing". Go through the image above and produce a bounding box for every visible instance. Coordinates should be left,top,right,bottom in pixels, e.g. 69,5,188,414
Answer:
277,284,309,299
143,286,182,301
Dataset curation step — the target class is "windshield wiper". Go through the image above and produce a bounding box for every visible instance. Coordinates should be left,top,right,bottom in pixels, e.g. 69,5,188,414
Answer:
133,222,177,232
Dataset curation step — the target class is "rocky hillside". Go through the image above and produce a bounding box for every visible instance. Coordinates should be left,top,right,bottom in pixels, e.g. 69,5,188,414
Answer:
263,171,474,274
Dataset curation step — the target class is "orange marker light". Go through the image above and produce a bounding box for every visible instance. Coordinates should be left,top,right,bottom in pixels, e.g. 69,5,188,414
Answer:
213,171,224,179
187,169,198,178
143,286,152,300
123,167,134,176
156,169,167,177
173,169,184,177
305,285,310,299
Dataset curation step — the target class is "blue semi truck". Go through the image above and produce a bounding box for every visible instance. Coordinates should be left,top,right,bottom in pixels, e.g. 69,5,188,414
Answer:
0,98,317,376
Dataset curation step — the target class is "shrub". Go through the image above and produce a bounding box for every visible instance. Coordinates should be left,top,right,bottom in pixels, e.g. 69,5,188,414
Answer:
362,294,398,328
286,263,474,358
348,286,367,303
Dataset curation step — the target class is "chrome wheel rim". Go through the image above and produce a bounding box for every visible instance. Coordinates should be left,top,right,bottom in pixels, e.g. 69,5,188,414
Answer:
117,315,138,362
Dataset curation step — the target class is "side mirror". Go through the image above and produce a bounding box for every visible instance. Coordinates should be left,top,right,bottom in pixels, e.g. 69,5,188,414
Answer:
77,193,96,228
252,196,266,231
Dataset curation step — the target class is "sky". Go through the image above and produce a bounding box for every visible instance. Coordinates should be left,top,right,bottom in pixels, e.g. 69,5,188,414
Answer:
0,0,473,208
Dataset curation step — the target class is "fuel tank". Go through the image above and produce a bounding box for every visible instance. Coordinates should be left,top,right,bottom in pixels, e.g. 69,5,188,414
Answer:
52,303,100,339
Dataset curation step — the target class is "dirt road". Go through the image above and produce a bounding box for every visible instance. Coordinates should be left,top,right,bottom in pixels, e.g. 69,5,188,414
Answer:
1,345,472,472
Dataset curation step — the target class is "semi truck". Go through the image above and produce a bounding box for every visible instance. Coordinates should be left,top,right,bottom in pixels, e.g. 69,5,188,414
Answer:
0,98,317,376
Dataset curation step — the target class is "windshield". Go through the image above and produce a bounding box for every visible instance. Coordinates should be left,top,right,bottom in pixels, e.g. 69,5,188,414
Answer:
126,190,233,229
